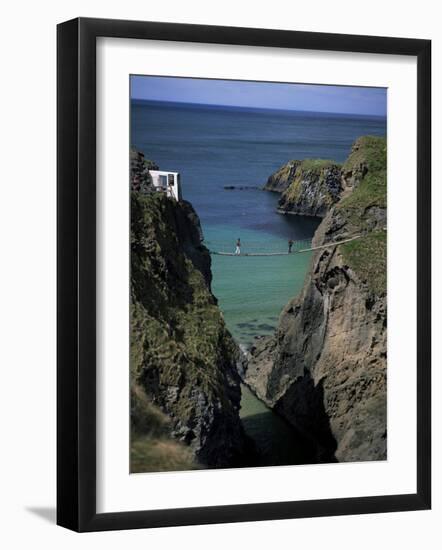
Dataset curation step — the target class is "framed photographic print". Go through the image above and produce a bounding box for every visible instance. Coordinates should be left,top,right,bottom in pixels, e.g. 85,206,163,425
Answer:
57,18,431,531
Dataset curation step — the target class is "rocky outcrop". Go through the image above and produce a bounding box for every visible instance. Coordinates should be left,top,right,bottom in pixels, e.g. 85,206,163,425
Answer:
246,136,387,463
264,159,343,217
130,152,247,470
263,161,301,193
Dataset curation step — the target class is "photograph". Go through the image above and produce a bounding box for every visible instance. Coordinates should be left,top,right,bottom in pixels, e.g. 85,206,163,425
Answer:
129,76,387,473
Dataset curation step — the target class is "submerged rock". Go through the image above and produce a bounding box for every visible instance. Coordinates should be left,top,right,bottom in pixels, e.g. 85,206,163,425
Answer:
223,185,261,190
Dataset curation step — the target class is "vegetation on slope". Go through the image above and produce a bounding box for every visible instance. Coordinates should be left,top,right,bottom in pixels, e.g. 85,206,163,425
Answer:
247,135,388,462
340,230,387,296
338,136,387,295
130,384,196,473
131,192,239,409
298,158,341,171
130,190,245,470
340,135,387,212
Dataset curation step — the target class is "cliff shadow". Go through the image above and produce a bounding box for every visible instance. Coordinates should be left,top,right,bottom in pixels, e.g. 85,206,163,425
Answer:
275,370,337,464
240,409,318,467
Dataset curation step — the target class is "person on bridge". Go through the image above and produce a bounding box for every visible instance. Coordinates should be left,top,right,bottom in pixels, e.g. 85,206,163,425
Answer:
235,238,241,255
288,239,294,254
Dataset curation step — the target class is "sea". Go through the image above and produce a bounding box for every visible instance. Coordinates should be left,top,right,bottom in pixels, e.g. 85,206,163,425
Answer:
131,98,387,465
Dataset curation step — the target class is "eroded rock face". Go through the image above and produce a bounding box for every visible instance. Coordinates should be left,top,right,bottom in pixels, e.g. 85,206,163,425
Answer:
130,154,247,468
246,136,387,463
264,161,301,193
264,160,343,217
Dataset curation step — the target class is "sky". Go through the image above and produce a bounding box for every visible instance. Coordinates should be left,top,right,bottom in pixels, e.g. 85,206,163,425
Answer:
131,76,387,117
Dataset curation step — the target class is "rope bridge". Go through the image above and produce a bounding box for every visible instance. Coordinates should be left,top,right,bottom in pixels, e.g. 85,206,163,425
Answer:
205,235,361,257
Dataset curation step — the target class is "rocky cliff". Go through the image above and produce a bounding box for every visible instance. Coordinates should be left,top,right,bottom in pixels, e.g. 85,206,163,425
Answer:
247,136,387,463
264,159,343,217
130,150,247,471
130,149,159,193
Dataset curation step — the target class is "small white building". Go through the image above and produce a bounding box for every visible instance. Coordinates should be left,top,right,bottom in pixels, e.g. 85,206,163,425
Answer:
149,170,182,201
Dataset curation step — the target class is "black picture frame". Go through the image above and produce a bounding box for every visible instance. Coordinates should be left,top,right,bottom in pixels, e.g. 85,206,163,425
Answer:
57,17,431,532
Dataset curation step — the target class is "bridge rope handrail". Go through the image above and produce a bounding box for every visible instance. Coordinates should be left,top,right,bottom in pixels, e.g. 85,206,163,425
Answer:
211,251,295,257
204,241,312,248
206,234,363,256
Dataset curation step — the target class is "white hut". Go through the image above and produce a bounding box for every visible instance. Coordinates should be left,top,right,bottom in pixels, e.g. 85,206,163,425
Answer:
149,170,182,201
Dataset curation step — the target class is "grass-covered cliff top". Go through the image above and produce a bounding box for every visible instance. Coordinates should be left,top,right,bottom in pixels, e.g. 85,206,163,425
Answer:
298,158,341,172
338,136,387,295
342,135,386,175
275,158,340,174
340,135,387,212
281,158,342,209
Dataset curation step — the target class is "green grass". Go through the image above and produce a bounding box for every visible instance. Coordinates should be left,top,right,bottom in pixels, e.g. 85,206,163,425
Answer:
340,230,387,295
131,436,197,473
299,158,341,171
342,136,386,175
340,170,387,210
336,136,387,295
130,383,198,473
338,136,387,225
131,383,170,438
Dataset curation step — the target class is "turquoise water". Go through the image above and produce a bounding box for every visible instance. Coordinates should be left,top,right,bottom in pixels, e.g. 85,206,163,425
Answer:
131,98,386,465
209,227,313,346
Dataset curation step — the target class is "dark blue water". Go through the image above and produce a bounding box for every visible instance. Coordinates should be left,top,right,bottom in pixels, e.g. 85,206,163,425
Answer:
131,99,386,238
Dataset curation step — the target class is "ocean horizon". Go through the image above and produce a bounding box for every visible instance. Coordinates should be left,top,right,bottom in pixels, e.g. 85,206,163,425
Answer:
131,97,387,120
